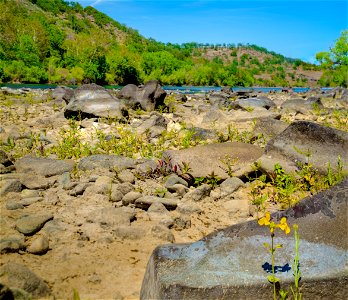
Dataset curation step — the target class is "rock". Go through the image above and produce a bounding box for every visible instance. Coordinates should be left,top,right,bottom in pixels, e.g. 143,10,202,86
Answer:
141,178,348,299
0,235,25,254
15,214,54,236
253,117,288,138
164,174,188,190
135,196,178,210
26,235,49,255
0,150,12,166
220,177,244,198
183,184,211,202
0,262,51,298
136,113,168,135
122,191,142,206
51,86,73,103
163,142,263,179
173,216,191,230
64,84,128,119
86,207,136,228
15,156,74,177
236,97,276,110
281,97,323,113
20,189,40,199
0,179,22,196
118,80,166,111
68,183,90,196
20,197,43,206
0,283,14,300
78,154,135,171
265,121,348,174
110,187,123,202
201,108,227,124
19,174,52,190
176,202,202,215
113,226,146,240
151,225,175,242
117,169,135,184
147,202,169,214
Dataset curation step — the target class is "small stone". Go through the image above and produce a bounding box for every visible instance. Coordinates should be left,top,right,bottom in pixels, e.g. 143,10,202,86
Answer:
20,189,40,199
110,188,123,202
176,202,202,215
122,191,142,206
6,201,24,210
151,225,175,242
20,197,43,206
182,184,211,202
69,183,90,196
220,177,244,198
15,214,54,236
0,179,22,196
27,235,49,255
117,169,135,184
0,235,25,254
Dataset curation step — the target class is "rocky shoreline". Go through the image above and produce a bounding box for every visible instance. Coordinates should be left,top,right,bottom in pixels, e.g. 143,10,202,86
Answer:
0,83,347,299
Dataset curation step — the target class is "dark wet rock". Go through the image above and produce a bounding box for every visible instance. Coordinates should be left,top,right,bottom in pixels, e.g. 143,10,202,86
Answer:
253,117,288,138
265,121,348,174
118,80,166,111
78,154,135,171
141,178,348,300
64,84,128,119
26,235,49,255
135,196,178,210
15,214,54,236
15,156,74,177
236,97,276,110
163,142,263,179
281,97,323,113
183,184,211,202
0,179,22,196
0,262,51,298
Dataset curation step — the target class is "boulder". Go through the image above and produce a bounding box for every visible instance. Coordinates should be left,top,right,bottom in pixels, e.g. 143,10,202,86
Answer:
141,178,348,299
163,142,263,179
0,262,51,298
64,84,128,119
135,196,178,210
118,80,166,111
253,117,288,138
281,97,323,113
236,97,276,110
264,121,348,174
77,154,136,171
15,156,74,177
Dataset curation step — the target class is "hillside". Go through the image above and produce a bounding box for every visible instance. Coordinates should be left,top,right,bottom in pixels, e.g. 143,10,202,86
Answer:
0,0,322,87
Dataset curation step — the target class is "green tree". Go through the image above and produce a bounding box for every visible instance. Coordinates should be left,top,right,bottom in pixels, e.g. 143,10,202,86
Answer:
316,30,348,87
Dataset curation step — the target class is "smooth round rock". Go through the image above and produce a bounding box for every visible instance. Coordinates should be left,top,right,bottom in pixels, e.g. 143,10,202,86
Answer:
27,235,49,255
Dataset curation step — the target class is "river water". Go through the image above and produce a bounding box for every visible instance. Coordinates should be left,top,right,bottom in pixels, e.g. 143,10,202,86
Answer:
0,83,331,94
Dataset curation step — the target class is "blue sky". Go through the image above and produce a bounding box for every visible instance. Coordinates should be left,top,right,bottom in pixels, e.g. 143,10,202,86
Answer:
78,0,347,63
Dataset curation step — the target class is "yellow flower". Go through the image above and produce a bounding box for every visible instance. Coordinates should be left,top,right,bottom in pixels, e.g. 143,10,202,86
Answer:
277,217,291,234
258,212,271,226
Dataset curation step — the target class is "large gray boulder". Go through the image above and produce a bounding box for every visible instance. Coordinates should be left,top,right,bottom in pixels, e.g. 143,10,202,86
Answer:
118,80,166,111
236,97,276,110
15,156,74,177
281,97,323,113
64,84,128,119
163,142,263,179
140,178,348,299
264,121,348,174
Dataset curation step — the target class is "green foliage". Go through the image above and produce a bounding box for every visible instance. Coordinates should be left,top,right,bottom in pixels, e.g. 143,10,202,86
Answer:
1,0,317,86
316,30,348,87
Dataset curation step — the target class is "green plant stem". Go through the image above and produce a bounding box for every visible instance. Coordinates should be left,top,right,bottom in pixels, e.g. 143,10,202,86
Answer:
271,233,276,300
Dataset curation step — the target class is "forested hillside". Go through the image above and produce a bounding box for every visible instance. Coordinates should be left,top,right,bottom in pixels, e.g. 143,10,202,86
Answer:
0,0,333,87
